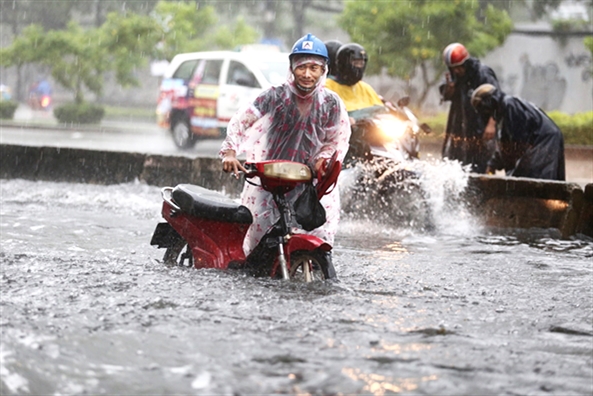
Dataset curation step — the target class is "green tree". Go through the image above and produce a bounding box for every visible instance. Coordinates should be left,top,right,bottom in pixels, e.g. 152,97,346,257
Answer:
152,1,217,60
338,0,513,107
212,17,259,50
152,1,259,61
0,13,162,104
99,12,163,88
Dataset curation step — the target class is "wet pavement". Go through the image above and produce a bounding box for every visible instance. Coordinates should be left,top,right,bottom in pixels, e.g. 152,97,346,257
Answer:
1,177,592,395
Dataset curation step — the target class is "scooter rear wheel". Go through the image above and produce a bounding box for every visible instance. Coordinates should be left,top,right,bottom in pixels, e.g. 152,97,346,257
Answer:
163,237,193,267
289,250,334,282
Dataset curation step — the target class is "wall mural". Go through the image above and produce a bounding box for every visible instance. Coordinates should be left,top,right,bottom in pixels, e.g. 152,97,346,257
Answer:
565,52,592,82
519,55,567,111
494,50,592,112
565,51,593,103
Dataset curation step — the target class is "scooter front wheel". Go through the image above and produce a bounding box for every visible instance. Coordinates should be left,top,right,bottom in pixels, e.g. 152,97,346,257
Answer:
289,250,334,282
163,237,193,268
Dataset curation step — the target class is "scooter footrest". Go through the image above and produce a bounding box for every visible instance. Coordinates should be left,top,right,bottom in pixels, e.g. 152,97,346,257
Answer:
172,184,253,224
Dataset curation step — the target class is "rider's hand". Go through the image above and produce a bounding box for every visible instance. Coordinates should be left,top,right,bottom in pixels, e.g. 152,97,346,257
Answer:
442,73,455,98
483,117,496,140
222,150,246,178
315,157,328,179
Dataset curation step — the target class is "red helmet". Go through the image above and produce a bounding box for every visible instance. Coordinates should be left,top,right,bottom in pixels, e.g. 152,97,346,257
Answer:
443,43,469,68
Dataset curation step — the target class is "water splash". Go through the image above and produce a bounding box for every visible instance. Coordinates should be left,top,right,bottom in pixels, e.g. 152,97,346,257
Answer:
339,158,480,236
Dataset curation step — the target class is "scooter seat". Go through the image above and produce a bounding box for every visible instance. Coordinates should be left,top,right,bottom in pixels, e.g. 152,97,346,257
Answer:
172,184,253,224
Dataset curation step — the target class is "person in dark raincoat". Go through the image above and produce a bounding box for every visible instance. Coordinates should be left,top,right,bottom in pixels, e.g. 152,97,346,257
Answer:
220,33,351,265
440,43,500,173
470,83,565,181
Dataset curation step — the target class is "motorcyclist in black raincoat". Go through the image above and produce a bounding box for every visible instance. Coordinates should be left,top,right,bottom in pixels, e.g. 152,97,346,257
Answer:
471,83,566,181
440,43,500,173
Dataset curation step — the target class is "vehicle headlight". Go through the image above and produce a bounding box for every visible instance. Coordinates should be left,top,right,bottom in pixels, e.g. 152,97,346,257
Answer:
263,162,312,181
375,117,409,141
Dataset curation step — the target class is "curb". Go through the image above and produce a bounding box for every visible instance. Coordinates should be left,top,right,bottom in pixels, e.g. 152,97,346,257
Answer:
1,121,121,134
1,143,591,239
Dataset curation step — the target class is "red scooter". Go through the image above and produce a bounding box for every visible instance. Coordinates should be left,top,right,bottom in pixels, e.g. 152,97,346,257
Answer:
150,158,341,282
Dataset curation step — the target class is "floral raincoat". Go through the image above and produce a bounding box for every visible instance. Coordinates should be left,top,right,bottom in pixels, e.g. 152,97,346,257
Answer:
220,70,351,256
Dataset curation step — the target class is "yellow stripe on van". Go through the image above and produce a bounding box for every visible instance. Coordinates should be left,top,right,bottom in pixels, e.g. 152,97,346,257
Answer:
195,85,219,99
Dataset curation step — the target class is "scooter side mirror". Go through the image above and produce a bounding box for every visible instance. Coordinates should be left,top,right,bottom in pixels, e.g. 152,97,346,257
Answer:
420,123,432,134
397,96,410,107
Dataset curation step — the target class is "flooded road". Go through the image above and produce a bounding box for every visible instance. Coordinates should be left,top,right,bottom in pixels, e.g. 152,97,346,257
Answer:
1,178,592,395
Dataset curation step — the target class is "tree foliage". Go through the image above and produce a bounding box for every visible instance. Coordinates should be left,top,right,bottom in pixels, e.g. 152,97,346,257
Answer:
1,22,106,104
212,17,260,50
99,12,163,87
152,1,217,59
0,0,259,104
151,1,259,60
338,0,513,106
0,15,162,104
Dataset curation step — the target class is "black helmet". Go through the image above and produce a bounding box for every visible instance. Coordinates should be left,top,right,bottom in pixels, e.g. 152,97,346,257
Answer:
471,84,498,116
336,43,368,86
324,40,342,77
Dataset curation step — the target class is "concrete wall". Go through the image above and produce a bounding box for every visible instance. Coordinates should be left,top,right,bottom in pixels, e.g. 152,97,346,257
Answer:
1,144,591,239
483,30,592,114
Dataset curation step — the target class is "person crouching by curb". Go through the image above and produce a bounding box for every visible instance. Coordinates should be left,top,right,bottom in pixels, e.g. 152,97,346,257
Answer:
219,33,351,274
471,83,565,181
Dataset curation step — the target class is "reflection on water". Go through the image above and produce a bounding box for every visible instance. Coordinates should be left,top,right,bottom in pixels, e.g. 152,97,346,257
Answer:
342,367,438,395
1,178,592,395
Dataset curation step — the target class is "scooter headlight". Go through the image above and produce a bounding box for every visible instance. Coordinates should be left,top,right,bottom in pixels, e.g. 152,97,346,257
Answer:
374,117,409,141
263,161,312,181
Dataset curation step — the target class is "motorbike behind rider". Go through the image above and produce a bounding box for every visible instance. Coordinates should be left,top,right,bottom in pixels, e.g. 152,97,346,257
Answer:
325,43,417,162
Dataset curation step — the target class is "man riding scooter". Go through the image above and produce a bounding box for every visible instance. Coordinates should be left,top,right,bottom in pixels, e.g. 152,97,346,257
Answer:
220,33,351,276
325,42,427,163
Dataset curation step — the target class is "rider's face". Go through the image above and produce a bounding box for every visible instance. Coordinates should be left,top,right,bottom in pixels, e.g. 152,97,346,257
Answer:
351,58,365,68
293,63,325,91
451,65,465,77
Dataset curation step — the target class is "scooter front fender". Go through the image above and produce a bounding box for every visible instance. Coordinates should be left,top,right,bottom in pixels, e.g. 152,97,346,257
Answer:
286,234,331,254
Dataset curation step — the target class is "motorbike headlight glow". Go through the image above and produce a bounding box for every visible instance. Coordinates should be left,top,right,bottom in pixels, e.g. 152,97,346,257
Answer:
263,162,312,181
375,117,409,141
40,96,51,108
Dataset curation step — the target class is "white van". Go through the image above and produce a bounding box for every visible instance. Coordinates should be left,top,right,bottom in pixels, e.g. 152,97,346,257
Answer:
156,50,290,149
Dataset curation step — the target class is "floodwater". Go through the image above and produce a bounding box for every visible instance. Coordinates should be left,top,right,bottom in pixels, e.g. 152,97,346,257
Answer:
1,160,592,395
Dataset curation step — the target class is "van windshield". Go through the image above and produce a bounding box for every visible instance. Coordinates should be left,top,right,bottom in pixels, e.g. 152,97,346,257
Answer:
257,60,290,86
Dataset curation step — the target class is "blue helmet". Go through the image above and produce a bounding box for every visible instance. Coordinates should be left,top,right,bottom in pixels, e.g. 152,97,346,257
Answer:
290,33,329,63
